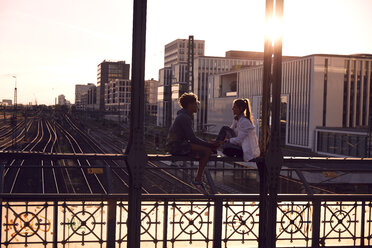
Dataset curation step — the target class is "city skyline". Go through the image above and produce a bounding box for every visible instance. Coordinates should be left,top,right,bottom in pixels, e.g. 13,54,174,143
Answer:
1,0,372,105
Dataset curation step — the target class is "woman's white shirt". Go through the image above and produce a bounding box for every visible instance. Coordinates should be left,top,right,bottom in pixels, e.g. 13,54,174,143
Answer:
229,116,260,161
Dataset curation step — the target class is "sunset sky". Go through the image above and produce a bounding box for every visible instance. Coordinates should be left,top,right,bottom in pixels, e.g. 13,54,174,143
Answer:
1,0,372,105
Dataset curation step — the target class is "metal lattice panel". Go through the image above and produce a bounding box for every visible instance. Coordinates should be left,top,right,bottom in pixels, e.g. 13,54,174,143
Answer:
320,201,362,247
1,197,372,247
59,201,107,247
276,201,312,247
168,201,213,248
2,201,53,247
222,201,260,247
116,201,164,247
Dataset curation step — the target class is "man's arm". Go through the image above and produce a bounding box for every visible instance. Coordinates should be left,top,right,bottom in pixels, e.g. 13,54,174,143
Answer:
179,115,213,147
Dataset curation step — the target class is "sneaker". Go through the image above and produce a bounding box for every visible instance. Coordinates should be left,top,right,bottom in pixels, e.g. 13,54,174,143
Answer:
191,180,209,195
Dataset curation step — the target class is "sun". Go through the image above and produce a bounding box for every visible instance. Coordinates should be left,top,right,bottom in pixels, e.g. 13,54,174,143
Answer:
265,17,283,43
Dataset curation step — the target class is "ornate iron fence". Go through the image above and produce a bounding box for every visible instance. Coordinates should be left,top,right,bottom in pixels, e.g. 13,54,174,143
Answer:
1,194,371,248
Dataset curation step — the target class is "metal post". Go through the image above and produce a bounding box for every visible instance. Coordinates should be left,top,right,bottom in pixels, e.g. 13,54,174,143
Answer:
258,0,273,247
53,201,58,248
266,0,284,246
0,163,4,194
187,35,195,93
126,0,148,247
162,200,169,248
257,160,267,247
213,198,223,248
260,0,284,247
204,168,216,194
260,0,273,156
311,199,321,248
107,199,117,247
361,201,366,247
165,70,172,128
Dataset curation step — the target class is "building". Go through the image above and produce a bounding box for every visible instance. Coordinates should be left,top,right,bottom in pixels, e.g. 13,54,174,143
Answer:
97,60,130,111
105,79,131,122
208,53,372,157
157,68,172,127
105,78,158,123
145,78,158,118
157,39,267,129
2,99,12,106
158,37,204,127
193,53,265,131
75,84,95,110
58,95,66,105
164,39,205,67
87,85,97,110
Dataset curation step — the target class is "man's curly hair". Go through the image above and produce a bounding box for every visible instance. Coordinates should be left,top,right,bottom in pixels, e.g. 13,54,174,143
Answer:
178,92,198,108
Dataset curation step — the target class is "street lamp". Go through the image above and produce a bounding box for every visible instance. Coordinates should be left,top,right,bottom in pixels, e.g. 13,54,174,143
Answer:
11,75,17,150
12,76,17,111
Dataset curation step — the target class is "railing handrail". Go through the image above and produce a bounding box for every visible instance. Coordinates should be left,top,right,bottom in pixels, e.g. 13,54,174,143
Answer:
1,150,372,163
1,193,372,201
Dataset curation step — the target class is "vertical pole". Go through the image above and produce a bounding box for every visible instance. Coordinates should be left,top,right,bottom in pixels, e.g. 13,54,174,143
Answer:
0,163,4,193
0,166,3,244
204,168,216,194
361,201,366,247
257,160,267,248
260,0,273,156
162,200,169,248
271,0,283,142
267,1,284,247
258,0,273,247
166,74,172,128
107,199,117,247
261,0,284,247
126,0,148,247
213,198,223,248
311,199,321,248
187,35,194,93
53,201,58,248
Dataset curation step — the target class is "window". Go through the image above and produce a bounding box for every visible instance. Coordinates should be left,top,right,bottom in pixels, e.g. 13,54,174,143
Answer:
356,61,362,126
322,58,328,126
349,60,356,127
218,73,237,97
362,61,368,126
342,60,349,127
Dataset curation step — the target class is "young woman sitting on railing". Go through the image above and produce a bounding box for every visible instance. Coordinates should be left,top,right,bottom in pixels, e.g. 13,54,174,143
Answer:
215,98,260,162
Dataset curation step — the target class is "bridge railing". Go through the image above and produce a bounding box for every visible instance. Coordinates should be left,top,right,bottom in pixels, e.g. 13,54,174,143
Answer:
1,193,372,248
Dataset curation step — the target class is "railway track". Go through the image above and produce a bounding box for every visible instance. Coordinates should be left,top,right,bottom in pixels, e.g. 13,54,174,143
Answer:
0,112,202,194
1,111,269,194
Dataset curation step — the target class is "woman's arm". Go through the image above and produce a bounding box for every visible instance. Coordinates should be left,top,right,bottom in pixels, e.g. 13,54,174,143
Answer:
229,118,254,145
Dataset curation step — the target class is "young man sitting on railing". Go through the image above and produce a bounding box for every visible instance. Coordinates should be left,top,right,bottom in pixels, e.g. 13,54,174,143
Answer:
166,92,220,194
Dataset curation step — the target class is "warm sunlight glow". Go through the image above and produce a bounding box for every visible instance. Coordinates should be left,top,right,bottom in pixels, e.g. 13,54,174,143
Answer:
265,17,283,42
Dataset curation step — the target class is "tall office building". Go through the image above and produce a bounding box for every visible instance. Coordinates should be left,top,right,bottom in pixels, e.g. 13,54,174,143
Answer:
157,68,172,127
97,60,130,111
164,39,205,67
75,83,95,110
145,79,158,118
157,38,205,127
105,78,158,122
105,79,131,122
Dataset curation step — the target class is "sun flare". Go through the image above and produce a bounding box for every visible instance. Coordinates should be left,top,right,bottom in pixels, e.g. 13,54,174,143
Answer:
265,17,283,42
